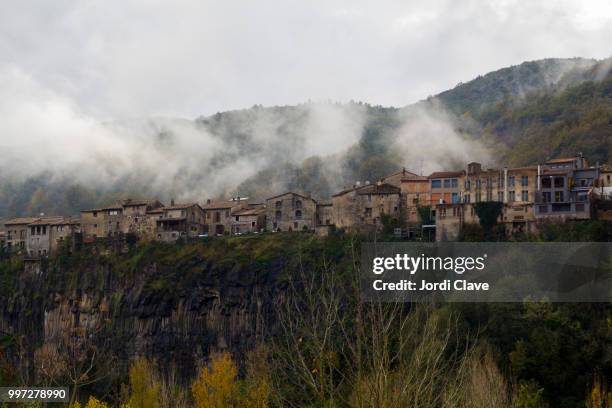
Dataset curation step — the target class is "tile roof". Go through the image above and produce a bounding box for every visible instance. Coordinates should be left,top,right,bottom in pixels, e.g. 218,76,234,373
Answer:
428,171,465,179
265,192,316,202
4,217,40,226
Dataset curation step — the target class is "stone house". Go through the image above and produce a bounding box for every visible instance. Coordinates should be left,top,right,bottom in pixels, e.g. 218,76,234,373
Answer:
315,202,334,236
3,217,38,253
400,175,430,223
25,216,80,257
49,218,80,254
203,198,249,235
434,203,480,242
266,192,317,232
231,204,266,234
80,204,124,242
119,199,164,238
26,216,63,257
155,203,205,242
331,182,401,231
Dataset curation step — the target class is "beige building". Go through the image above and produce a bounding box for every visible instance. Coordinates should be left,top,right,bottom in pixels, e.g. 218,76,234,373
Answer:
155,203,205,242
332,182,401,231
401,175,430,223
203,198,249,235
266,192,317,232
231,204,266,234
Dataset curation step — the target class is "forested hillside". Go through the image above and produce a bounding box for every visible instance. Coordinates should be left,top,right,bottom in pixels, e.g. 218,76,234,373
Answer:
1,57,611,218
1,230,611,406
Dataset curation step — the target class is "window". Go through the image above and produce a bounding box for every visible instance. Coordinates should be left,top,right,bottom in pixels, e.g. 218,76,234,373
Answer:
367,194,372,202
225,210,230,217
542,177,551,188
538,205,548,213
295,210,302,219
443,179,451,188
295,200,302,208
508,191,515,202
464,193,471,203
364,208,372,217
497,191,504,202
275,210,282,219
431,180,441,189
554,191,564,202
542,192,551,203
293,222,298,229
521,190,529,202
508,176,515,187
575,203,585,212
521,176,529,186
214,212,220,223
451,193,459,204
465,180,471,190
498,176,504,188
275,201,282,208
554,177,564,188
93,211,98,217
476,179,481,188
235,216,239,221
451,178,458,188
206,212,210,219
109,210,118,216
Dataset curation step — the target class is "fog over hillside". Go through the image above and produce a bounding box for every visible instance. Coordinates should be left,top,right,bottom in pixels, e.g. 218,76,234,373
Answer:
2,54,612,217
0,64,487,205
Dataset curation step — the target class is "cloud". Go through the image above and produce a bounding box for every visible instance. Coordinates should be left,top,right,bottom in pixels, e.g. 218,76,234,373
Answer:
0,66,367,201
1,1,611,118
392,103,493,175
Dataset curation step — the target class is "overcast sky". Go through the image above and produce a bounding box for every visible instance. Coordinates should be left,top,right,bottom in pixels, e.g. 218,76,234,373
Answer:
2,0,612,119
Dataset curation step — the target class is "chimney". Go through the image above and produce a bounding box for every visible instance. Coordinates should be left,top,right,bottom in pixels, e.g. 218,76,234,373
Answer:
171,199,175,206
402,167,406,176
207,199,211,204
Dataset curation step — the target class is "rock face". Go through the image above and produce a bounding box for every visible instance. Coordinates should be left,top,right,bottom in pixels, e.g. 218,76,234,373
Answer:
0,239,295,382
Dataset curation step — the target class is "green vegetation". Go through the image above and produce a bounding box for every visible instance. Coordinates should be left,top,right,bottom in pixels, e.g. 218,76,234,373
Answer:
0,227,611,406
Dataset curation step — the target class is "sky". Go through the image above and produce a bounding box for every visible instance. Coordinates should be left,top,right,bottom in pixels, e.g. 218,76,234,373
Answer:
2,0,612,120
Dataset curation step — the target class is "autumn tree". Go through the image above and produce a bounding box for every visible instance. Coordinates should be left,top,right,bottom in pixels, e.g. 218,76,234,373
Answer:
192,352,239,408
127,357,161,408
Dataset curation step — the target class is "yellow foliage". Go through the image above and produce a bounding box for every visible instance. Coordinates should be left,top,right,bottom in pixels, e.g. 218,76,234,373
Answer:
242,346,271,408
587,374,612,408
71,397,109,408
192,352,239,408
84,396,110,408
127,357,161,408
